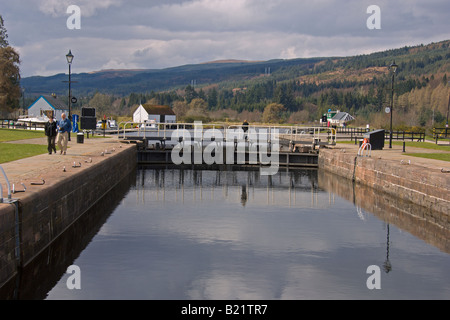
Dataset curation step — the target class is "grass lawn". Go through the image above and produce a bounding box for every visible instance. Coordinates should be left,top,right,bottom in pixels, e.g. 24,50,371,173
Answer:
0,128,45,142
392,141,450,151
338,140,449,151
405,153,450,162
391,141,449,161
0,143,48,164
0,128,49,163
337,139,449,161
0,128,107,163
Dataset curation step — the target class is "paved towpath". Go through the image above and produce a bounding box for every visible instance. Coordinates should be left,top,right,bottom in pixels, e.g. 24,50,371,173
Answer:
0,135,134,196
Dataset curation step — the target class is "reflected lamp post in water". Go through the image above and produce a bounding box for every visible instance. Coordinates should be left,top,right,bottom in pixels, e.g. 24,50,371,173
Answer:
388,61,398,149
383,224,392,273
240,185,248,207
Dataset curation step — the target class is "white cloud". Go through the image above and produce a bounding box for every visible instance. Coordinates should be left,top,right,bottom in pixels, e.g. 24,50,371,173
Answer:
2,0,449,77
37,0,123,17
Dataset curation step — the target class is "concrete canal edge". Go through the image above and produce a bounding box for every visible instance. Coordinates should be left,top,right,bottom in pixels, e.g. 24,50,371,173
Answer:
318,147,450,224
0,141,137,288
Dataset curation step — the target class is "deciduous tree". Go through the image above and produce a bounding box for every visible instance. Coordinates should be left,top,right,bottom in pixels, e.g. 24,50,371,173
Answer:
262,103,285,123
0,46,20,114
172,100,189,118
88,92,113,117
0,16,20,115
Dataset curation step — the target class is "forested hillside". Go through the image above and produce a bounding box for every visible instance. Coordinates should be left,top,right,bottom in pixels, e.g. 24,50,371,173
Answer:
22,40,450,129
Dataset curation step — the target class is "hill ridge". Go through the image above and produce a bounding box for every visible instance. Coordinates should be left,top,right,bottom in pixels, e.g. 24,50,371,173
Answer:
21,39,450,97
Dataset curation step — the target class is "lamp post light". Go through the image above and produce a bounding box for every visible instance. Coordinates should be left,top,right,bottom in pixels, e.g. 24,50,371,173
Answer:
65,50,74,141
66,50,74,120
389,61,398,149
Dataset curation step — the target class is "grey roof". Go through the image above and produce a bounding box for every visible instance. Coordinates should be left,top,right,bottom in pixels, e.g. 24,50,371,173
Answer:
332,112,355,122
139,104,176,116
41,95,68,110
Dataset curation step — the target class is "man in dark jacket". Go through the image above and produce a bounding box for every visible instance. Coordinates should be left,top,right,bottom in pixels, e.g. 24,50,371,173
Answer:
242,120,249,140
45,115,58,154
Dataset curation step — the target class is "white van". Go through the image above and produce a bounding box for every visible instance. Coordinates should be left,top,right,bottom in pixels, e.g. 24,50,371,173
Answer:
96,120,104,129
97,119,118,130
108,120,118,129
140,120,157,130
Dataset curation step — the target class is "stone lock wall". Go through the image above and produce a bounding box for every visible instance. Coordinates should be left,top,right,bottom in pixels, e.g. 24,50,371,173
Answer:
318,148,450,221
0,145,136,287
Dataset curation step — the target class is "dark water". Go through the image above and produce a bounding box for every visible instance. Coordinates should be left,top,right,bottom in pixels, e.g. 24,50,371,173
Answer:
4,167,450,300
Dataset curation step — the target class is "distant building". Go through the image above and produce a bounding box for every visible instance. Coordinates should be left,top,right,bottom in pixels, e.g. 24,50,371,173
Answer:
133,104,176,124
27,94,69,120
321,109,355,127
330,111,355,127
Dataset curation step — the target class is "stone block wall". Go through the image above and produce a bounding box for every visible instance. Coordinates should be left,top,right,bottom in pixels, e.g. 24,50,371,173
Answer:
318,148,450,218
0,145,136,287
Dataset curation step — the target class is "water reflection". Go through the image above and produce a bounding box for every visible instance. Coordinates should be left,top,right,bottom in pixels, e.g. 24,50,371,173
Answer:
2,166,449,300
383,224,392,274
0,169,136,300
134,165,326,210
318,170,450,254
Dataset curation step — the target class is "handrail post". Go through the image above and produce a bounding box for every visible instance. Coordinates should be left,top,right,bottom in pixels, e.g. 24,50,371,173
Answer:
0,165,12,200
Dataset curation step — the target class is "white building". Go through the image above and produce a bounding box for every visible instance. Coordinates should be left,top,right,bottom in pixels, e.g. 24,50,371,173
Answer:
133,104,176,124
27,95,69,120
329,111,355,127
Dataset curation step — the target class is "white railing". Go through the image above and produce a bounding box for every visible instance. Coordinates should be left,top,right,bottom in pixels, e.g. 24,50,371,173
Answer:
358,142,372,157
0,165,12,202
117,122,337,148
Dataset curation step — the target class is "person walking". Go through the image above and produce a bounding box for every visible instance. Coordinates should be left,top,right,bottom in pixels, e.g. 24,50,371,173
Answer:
44,115,58,154
57,113,72,155
242,120,249,132
242,120,249,140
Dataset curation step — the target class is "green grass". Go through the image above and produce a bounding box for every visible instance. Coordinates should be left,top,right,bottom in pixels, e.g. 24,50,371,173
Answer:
91,134,111,139
0,129,49,163
338,140,449,151
405,153,450,162
392,141,450,151
0,128,45,142
0,128,104,163
337,139,449,162
0,144,49,164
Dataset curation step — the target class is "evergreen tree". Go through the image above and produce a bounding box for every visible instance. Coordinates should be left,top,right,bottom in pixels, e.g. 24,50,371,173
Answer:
0,15,9,48
184,85,197,104
207,87,218,110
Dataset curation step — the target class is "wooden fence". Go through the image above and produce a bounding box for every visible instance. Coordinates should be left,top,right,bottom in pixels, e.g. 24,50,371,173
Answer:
433,127,450,144
335,127,425,142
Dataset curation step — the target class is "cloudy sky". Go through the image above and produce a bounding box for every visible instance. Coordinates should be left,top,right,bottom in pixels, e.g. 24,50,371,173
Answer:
2,0,450,77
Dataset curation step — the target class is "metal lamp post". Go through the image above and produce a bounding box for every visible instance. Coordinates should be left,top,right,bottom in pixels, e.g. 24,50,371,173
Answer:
66,50,74,120
66,50,74,141
389,61,398,149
